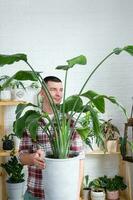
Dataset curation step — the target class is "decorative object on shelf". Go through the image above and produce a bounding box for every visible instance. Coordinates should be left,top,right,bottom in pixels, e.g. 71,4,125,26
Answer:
82,175,91,200
0,45,133,200
2,133,14,150
1,155,25,200
120,97,133,162
101,119,120,153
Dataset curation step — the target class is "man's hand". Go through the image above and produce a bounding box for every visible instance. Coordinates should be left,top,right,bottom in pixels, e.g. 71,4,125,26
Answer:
32,149,46,169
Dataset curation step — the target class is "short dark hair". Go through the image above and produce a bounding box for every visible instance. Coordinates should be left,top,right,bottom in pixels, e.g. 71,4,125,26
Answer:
43,76,62,84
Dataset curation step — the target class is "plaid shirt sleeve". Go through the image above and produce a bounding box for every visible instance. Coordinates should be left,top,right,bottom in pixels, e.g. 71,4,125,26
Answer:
70,131,85,159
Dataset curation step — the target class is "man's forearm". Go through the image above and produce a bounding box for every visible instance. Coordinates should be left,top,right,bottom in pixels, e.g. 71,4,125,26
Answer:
19,149,45,169
19,152,35,165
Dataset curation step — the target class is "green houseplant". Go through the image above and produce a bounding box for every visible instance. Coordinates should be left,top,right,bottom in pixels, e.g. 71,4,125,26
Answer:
100,119,120,152
82,175,91,200
0,75,12,100
1,156,25,200
89,176,107,200
0,47,130,158
105,175,127,200
2,133,14,150
0,73,38,100
0,46,133,200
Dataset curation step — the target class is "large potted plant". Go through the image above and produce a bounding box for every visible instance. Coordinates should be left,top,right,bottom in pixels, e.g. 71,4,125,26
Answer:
0,46,133,200
1,155,25,200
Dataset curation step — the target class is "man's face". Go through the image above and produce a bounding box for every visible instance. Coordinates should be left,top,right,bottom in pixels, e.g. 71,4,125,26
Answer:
42,81,63,104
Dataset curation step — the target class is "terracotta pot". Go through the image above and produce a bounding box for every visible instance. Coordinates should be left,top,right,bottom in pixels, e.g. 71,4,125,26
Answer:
106,140,118,153
107,190,119,200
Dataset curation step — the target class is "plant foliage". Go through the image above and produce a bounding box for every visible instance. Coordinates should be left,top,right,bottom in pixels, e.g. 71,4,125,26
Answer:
0,46,133,158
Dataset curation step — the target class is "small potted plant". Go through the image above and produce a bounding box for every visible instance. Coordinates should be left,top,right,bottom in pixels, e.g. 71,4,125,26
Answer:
100,119,120,152
105,175,127,200
89,176,107,200
1,155,25,200
10,79,26,100
2,133,14,150
82,175,91,200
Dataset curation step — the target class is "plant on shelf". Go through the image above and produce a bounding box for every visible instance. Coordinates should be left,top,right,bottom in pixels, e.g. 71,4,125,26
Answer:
1,155,25,200
105,175,127,200
0,75,12,100
101,119,120,140
2,133,14,150
82,175,91,200
1,155,24,183
89,176,107,200
100,119,120,152
0,73,39,101
0,45,133,200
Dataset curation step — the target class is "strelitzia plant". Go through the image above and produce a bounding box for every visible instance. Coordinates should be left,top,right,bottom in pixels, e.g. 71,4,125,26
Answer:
0,46,133,159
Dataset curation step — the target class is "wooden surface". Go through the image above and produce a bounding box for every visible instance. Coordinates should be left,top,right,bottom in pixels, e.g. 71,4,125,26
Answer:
0,100,26,106
0,101,25,200
86,150,120,155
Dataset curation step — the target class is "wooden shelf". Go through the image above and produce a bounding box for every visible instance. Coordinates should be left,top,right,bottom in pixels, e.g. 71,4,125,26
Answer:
0,100,26,106
85,150,120,155
0,150,18,157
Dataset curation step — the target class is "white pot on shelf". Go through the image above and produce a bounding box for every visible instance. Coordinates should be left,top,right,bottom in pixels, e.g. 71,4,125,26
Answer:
6,181,25,200
91,189,105,200
11,88,25,100
0,90,11,100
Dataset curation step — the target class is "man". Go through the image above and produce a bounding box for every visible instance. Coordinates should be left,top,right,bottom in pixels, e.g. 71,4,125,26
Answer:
18,76,84,200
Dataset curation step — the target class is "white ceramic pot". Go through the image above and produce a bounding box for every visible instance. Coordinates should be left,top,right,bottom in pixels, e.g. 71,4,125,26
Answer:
42,156,80,200
0,90,11,100
11,89,25,100
91,190,105,200
6,181,25,200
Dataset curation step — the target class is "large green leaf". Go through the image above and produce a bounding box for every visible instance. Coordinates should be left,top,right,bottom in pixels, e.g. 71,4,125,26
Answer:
12,70,40,81
25,112,41,140
87,105,101,137
0,71,39,91
15,103,39,119
123,45,133,56
81,90,105,113
76,127,90,141
67,55,87,67
0,53,27,67
13,110,37,138
56,55,87,70
58,95,83,113
101,95,127,117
